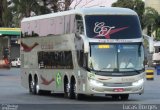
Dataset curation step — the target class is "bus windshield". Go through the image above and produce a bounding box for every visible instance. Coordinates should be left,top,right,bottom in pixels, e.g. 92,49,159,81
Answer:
85,15,142,39
89,43,144,76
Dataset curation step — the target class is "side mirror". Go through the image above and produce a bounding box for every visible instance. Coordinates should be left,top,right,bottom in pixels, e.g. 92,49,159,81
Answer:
84,38,89,53
143,34,154,53
83,53,90,71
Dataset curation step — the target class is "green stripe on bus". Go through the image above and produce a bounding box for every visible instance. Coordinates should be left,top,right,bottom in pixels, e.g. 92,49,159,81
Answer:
0,31,21,36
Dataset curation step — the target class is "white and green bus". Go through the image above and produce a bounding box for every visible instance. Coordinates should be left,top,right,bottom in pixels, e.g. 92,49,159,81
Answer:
21,7,145,100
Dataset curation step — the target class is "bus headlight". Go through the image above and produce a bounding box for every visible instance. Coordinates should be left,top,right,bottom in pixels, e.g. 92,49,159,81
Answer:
132,79,144,86
89,79,104,87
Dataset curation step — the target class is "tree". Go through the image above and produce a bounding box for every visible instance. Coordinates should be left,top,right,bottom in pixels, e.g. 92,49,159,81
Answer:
112,0,134,9
48,0,74,12
11,0,43,26
64,0,74,10
36,0,74,13
12,0,41,17
143,7,160,39
2,0,12,27
11,0,72,26
4,0,85,27
50,0,59,12
133,0,145,29
0,0,13,27
0,0,3,26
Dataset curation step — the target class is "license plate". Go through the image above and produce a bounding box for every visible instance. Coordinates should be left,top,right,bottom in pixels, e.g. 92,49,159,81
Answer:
114,88,124,92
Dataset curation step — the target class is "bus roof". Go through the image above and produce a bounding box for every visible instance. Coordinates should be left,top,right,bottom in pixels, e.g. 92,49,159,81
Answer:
0,28,21,36
21,7,137,22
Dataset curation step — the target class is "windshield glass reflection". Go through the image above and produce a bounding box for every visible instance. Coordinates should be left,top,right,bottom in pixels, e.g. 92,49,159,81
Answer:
89,43,144,75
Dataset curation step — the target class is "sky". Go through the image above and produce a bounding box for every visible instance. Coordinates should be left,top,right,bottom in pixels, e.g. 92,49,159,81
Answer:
70,0,118,8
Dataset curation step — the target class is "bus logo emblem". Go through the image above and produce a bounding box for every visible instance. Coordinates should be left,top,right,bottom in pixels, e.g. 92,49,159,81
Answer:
56,72,62,87
94,22,128,39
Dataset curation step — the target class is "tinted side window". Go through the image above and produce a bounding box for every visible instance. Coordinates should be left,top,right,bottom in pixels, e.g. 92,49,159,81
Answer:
38,51,73,69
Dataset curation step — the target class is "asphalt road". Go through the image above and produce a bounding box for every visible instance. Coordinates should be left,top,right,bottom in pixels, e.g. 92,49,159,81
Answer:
0,68,160,110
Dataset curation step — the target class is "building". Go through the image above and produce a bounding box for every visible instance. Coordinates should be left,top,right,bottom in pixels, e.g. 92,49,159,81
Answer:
145,0,160,14
0,28,20,60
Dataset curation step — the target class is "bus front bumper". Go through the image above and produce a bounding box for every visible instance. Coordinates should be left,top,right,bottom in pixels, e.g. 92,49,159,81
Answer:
86,79,144,94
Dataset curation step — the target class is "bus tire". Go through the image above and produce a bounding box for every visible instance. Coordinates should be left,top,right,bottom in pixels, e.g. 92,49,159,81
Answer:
75,93,84,100
120,94,129,100
29,75,32,93
29,76,36,94
64,77,69,98
35,75,40,95
69,77,76,99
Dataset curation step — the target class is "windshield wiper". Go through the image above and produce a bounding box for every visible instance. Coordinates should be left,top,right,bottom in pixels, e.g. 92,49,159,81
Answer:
99,67,118,72
133,69,141,74
121,68,144,74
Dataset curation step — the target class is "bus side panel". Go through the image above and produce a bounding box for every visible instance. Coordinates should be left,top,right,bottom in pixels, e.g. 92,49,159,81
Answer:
21,34,78,93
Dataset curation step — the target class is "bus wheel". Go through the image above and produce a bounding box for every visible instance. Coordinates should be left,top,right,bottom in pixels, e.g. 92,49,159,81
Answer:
35,76,40,95
120,94,129,100
64,78,69,98
29,77,36,94
29,77,32,93
69,78,76,99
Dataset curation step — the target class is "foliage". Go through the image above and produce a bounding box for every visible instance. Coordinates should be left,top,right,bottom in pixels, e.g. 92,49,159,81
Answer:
0,0,76,27
134,0,145,29
143,7,159,30
155,28,160,41
12,0,41,17
112,0,134,9
0,0,12,27
0,0,2,26
143,7,160,38
0,0,95,27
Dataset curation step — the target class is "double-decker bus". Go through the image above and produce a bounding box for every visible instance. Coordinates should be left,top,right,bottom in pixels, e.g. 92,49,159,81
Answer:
0,28,21,68
21,7,145,100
